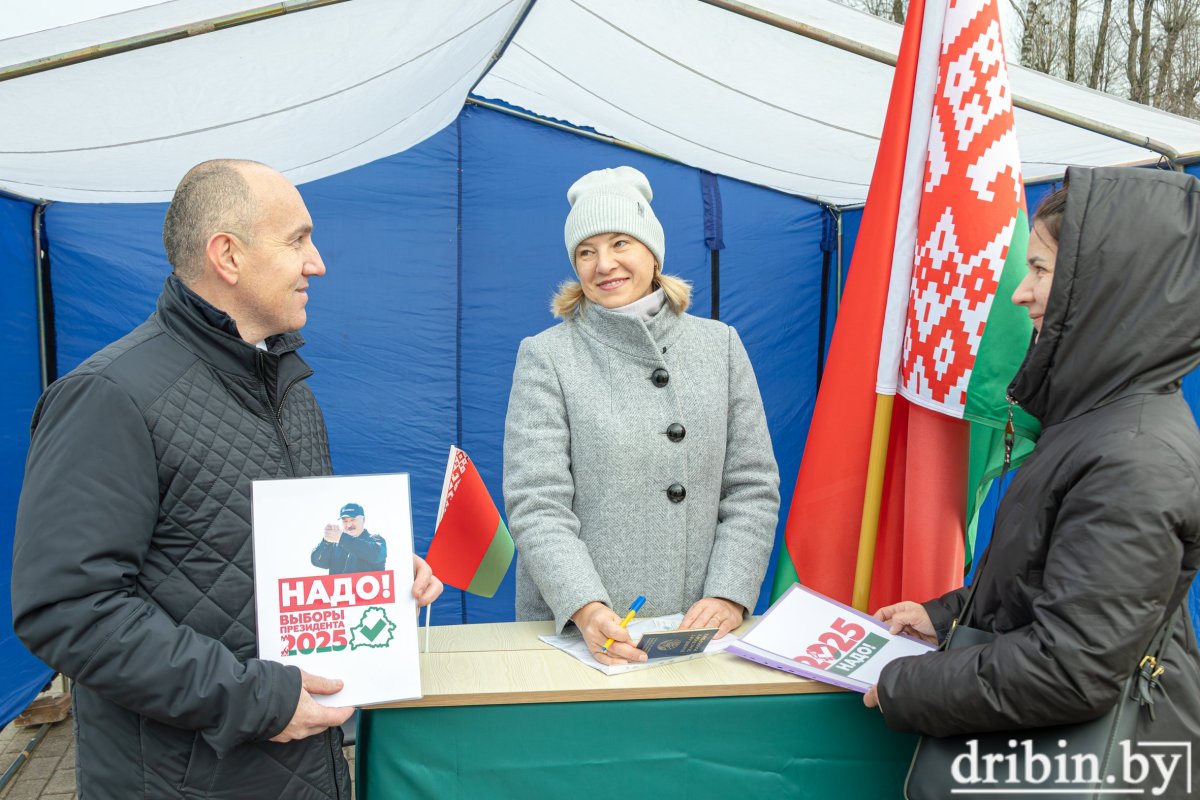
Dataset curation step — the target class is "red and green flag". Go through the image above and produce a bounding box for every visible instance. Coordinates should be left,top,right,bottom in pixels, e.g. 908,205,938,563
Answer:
426,446,514,598
772,0,1040,610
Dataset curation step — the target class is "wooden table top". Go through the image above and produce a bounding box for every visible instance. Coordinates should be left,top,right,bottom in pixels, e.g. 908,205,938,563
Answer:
367,619,838,710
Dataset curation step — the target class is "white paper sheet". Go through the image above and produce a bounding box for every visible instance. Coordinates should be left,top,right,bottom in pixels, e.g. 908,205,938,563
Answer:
539,613,737,676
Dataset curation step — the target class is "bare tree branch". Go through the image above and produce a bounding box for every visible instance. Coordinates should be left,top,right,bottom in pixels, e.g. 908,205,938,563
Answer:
849,0,1200,119
1068,0,1080,80
1090,0,1114,86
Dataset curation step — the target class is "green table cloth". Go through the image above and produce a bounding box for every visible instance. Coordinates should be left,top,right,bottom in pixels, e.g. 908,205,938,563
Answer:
359,691,917,798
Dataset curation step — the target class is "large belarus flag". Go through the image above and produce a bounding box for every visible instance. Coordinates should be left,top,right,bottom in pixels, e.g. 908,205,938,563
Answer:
426,446,514,598
771,0,1039,610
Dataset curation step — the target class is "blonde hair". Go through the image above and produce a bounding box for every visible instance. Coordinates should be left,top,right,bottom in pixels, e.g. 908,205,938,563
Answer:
551,272,691,319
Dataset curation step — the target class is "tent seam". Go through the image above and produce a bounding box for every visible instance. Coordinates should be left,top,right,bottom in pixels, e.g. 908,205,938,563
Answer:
506,42,871,189
456,113,468,626
0,1,519,156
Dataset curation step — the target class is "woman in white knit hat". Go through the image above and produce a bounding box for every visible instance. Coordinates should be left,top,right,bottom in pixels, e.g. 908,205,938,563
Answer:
502,166,781,665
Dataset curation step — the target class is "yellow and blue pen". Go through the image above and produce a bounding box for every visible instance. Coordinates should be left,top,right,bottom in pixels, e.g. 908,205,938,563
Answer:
601,595,646,653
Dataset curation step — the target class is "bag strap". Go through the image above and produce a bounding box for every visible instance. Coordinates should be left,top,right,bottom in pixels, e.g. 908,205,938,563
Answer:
953,398,1185,709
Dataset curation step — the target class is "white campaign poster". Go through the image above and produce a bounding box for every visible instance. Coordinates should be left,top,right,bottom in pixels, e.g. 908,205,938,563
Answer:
729,584,935,692
252,473,420,708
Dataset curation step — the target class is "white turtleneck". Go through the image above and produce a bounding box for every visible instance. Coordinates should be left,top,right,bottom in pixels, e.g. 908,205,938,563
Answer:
610,287,666,322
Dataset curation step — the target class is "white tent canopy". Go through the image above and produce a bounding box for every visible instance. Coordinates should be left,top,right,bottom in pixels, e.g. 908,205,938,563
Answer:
4,0,1200,204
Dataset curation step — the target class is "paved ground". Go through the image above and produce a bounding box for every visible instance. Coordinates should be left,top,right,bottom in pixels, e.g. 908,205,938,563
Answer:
0,718,74,800
0,712,356,799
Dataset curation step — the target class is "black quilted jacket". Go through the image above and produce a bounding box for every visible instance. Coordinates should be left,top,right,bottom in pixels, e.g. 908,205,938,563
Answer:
877,168,1200,789
13,276,351,799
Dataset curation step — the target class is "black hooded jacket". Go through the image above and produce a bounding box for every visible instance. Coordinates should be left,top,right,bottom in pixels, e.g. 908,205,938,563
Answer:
877,168,1200,774
12,276,351,799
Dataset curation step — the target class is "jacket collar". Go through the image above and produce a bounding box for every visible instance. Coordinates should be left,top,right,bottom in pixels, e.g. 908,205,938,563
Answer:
571,298,685,360
155,275,308,381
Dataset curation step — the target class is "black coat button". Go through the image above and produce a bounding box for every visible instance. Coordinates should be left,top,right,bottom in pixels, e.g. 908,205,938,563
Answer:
651,368,670,388
667,483,686,503
666,423,686,442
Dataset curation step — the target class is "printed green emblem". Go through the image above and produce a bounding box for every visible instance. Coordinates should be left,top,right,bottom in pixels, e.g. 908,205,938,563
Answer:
350,606,395,650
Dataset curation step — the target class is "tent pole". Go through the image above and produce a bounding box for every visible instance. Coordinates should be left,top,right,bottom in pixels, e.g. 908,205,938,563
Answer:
834,205,844,308
468,0,540,94
0,187,44,204
33,203,53,391
0,724,51,792
0,1,350,84
817,209,833,382
696,0,1182,168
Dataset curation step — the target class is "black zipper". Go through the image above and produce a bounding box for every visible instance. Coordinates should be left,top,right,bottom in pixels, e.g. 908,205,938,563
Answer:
327,727,342,800
257,350,340,795
256,351,310,477
273,379,301,476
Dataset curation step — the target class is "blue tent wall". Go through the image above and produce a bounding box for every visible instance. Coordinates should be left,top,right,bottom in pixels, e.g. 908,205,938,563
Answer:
1185,376,1200,631
1186,164,1200,633
21,105,827,641
455,105,825,619
0,195,55,726
48,201,173,371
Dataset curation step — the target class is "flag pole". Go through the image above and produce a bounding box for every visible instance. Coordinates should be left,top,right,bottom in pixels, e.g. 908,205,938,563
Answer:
852,393,895,610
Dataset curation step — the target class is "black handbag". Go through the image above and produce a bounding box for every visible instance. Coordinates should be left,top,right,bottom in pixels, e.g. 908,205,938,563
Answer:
904,413,1183,800
904,612,1179,799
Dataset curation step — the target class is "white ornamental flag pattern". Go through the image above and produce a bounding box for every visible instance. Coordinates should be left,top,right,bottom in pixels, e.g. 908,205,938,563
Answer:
898,0,1023,416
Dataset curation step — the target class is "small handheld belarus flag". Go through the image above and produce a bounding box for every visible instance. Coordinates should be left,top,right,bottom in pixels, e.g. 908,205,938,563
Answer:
425,446,514,598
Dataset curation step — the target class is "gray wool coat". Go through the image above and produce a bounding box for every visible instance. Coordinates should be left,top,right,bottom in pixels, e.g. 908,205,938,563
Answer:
503,300,780,632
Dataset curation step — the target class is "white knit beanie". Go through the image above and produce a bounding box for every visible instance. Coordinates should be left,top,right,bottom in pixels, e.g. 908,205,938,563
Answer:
563,166,665,272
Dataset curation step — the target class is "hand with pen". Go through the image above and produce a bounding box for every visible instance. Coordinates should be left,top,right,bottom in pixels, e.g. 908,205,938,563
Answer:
572,599,648,665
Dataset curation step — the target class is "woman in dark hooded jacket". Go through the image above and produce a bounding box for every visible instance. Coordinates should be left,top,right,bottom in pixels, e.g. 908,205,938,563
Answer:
865,167,1200,795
